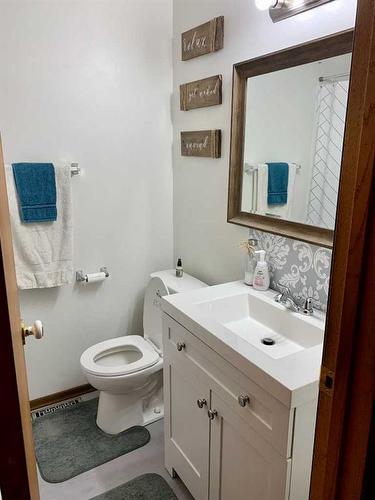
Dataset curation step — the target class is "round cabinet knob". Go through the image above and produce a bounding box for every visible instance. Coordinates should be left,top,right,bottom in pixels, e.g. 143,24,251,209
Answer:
197,398,207,409
238,394,250,407
208,409,218,420
176,342,185,351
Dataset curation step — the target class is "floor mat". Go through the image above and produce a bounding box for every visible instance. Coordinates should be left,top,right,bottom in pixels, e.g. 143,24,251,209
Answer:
90,473,178,500
33,397,150,483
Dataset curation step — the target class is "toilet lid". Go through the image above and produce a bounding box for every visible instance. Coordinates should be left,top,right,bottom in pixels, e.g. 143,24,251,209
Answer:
80,335,160,377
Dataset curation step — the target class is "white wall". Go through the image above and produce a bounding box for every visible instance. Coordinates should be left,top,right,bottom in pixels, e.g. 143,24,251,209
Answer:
173,0,357,285
0,0,173,399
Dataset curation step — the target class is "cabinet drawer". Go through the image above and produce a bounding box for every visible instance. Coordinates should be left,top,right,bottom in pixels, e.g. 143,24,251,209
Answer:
163,313,294,458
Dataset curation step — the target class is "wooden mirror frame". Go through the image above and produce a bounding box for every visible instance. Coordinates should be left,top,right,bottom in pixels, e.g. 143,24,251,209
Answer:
227,30,354,248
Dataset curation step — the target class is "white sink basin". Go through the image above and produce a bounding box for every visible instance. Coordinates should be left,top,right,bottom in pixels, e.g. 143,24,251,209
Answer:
162,281,325,406
195,292,324,359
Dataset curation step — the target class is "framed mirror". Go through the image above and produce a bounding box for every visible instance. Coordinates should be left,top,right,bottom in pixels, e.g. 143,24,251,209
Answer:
227,30,353,247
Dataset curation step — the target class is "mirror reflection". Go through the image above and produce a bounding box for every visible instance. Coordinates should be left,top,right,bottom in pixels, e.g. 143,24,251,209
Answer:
241,53,352,230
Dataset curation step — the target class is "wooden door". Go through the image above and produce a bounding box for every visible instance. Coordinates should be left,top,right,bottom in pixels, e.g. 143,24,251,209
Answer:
309,1,375,499
164,354,210,500
0,137,39,499
209,391,290,500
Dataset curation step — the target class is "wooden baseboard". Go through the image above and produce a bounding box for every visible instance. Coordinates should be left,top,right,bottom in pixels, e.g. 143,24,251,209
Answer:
30,383,95,411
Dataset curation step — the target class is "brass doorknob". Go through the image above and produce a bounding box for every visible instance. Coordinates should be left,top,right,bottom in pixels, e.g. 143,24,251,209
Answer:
22,320,44,345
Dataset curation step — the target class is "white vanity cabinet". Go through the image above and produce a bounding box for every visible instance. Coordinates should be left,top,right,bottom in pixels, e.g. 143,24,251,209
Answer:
163,313,317,500
208,391,291,500
164,349,210,500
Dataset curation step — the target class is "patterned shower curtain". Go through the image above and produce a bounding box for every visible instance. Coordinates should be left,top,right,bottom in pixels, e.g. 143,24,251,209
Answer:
307,77,349,229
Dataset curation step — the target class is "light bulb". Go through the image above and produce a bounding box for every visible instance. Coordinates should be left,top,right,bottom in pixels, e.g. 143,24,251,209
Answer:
255,0,277,11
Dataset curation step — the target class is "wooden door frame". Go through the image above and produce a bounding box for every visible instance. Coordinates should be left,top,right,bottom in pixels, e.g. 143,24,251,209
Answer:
0,138,39,499
310,0,375,498
0,257,33,498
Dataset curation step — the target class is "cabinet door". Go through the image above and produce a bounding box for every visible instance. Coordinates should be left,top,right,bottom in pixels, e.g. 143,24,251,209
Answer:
164,354,210,500
209,392,291,500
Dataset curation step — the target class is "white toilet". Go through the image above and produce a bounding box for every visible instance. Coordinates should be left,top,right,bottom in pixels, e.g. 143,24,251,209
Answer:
80,270,207,434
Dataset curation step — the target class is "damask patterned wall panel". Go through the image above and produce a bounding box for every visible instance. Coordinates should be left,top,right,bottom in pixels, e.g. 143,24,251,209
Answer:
249,230,332,311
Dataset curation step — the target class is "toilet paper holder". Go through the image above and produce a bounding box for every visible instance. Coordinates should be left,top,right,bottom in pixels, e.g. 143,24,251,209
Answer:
76,267,110,283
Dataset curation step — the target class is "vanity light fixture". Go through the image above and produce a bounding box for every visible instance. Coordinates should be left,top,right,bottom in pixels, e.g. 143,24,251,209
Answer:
255,0,278,10
255,0,335,22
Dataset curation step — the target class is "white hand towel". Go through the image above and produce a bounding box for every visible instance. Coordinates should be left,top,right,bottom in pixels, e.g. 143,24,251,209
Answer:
6,164,73,289
256,163,297,219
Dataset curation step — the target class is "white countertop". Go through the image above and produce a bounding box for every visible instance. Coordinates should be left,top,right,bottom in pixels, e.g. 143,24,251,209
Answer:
162,281,325,408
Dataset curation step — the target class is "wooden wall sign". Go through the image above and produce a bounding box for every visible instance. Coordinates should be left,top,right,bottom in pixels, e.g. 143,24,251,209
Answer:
180,75,222,111
181,16,224,61
181,130,221,158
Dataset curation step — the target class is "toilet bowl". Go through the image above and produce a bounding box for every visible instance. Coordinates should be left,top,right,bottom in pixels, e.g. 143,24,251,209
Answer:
81,335,163,434
80,270,207,434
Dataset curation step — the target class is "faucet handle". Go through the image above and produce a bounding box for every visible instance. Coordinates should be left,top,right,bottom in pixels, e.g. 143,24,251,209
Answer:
274,283,290,302
302,298,314,315
276,282,290,294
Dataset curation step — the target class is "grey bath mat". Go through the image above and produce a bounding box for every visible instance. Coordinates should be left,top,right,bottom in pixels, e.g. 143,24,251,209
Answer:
33,397,150,483
90,473,178,500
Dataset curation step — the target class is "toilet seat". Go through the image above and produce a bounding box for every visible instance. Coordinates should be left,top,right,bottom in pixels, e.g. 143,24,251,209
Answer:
80,335,160,377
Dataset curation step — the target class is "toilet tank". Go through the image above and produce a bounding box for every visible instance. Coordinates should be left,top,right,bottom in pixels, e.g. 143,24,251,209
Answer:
143,270,208,350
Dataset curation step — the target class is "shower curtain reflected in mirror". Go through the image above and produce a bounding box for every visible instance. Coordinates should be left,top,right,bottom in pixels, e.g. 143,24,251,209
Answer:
307,76,349,229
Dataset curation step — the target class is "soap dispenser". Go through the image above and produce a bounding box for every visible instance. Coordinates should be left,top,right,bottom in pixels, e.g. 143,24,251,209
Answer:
176,258,183,278
252,250,270,291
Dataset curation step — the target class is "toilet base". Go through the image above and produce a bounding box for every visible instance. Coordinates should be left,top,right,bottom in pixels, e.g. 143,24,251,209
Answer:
97,391,142,434
96,378,164,434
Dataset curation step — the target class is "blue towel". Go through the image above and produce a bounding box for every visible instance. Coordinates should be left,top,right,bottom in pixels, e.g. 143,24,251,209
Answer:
267,162,289,205
12,163,57,222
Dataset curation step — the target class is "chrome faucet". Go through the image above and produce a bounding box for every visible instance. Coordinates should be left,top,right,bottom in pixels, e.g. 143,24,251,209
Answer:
274,283,314,315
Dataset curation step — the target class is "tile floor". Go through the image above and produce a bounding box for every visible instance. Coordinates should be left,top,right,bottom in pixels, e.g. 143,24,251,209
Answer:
36,397,192,500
